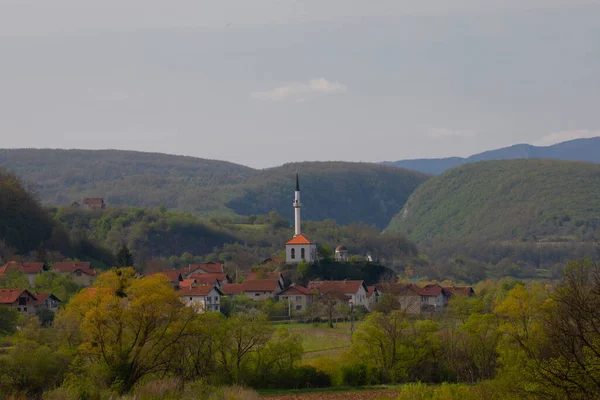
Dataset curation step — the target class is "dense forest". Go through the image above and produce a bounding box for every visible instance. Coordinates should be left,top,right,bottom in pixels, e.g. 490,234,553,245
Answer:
0,149,428,229
388,159,600,242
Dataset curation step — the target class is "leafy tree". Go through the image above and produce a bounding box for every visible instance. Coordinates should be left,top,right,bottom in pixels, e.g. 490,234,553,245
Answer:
0,306,19,336
34,271,80,303
115,244,134,267
0,269,30,289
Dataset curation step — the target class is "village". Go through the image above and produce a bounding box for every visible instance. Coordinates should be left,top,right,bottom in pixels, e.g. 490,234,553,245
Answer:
0,175,473,320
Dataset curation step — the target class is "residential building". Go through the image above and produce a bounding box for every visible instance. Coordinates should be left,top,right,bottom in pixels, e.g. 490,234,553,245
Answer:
375,283,422,314
366,285,380,311
188,273,230,287
285,174,317,264
178,285,223,313
52,261,97,286
278,285,314,313
0,289,38,313
34,293,61,312
417,284,448,311
83,198,106,210
335,245,349,262
307,280,369,309
246,270,285,289
443,286,475,298
183,262,224,276
0,261,47,285
221,279,283,300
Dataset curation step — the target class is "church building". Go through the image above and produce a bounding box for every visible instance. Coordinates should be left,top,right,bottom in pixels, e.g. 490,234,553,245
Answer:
285,174,318,264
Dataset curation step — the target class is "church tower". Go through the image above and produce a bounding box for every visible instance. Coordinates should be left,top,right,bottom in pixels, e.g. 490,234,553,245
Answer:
293,173,301,237
285,173,317,264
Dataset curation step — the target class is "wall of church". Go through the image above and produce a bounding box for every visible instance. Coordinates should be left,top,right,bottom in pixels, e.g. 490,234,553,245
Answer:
286,244,317,264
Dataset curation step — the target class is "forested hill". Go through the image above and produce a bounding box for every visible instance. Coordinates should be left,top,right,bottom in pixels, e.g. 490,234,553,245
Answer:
386,159,600,242
383,137,600,174
0,149,429,229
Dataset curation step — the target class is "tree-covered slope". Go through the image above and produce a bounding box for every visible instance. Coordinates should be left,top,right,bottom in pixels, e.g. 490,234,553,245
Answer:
227,162,429,229
0,150,429,229
383,137,600,175
386,159,600,242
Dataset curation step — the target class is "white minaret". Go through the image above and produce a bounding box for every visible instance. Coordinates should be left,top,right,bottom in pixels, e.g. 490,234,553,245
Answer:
293,173,301,237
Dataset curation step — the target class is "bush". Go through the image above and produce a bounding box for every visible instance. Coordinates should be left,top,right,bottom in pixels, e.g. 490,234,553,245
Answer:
249,365,332,390
342,363,373,387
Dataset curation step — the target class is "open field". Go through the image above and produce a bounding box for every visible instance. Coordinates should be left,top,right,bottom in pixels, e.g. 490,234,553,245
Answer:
275,322,352,360
261,386,402,400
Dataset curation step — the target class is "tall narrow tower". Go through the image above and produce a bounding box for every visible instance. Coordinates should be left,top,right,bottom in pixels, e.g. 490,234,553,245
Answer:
293,173,301,237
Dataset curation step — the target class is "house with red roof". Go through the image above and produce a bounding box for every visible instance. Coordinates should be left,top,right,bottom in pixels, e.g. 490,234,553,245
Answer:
278,284,314,313
308,280,369,308
178,285,223,313
366,285,380,311
34,293,61,312
246,270,285,289
0,289,38,313
415,284,448,311
182,262,224,277
82,198,106,210
221,279,283,301
52,261,97,286
375,283,423,314
0,261,48,285
188,272,230,288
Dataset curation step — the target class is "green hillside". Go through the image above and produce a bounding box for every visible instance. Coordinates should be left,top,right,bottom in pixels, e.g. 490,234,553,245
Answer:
386,159,600,242
0,149,429,229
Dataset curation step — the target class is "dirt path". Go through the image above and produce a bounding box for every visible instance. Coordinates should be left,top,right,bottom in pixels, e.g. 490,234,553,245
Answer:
262,390,399,400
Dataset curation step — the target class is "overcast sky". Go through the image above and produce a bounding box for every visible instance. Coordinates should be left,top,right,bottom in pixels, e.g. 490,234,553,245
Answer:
1,0,599,168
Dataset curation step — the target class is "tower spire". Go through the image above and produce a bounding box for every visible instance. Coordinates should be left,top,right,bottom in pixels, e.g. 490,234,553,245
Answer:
293,173,301,237
296,173,300,191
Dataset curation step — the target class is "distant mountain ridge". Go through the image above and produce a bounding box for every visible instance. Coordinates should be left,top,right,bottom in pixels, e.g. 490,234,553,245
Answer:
0,149,428,230
382,137,600,174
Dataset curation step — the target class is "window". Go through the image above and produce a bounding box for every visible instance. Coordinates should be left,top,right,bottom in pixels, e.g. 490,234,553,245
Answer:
76,271,82,276
301,248,305,259
296,296,302,302
296,305,302,310
291,248,296,259
207,296,212,302
190,297,193,301
255,293,260,296
18,297,26,306
24,307,27,312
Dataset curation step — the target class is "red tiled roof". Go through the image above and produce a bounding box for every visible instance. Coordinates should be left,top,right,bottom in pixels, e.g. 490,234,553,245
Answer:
0,289,37,304
279,285,313,296
180,279,197,288
53,262,96,276
0,261,45,275
189,272,227,283
317,291,351,302
33,293,61,306
178,285,222,297
366,285,378,298
286,234,314,245
147,269,182,282
240,279,281,292
375,283,421,296
220,284,246,295
443,286,474,296
308,280,365,295
83,198,104,204
416,284,444,297
187,262,224,274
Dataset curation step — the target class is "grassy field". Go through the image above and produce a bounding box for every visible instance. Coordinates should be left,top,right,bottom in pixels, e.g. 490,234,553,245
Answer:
275,322,353,360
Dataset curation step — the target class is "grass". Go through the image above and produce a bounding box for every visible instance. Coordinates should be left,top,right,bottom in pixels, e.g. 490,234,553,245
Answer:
259,385,405,396
275,322,353,359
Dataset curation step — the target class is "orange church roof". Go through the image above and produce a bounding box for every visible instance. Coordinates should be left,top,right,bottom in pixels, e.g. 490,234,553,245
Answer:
286,234,314,245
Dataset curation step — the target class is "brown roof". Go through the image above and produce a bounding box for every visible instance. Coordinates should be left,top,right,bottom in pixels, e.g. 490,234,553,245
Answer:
279,285,313,296
366,285,378,298
443,286,475,296
53,262,96,276
33,293,61,306
286,234,314,245
220,283,246,295
0,261,45,275
308,280,366,295
180,279,197,288
147,269,182,282
187,262,224,274
189,272,228,283
375,283,421,296
317,291,351,302
0,289,37,304
417,284,444,297
83,198,104,204
178,285,222,297
335,245,347,251
240,279,281,292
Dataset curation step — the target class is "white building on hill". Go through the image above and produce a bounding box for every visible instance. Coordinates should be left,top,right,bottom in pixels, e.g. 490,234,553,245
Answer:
285,174,317,264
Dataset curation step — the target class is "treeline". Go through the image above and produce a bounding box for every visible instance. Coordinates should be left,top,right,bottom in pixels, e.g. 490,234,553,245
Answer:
51,207,418,273
0,169,115,267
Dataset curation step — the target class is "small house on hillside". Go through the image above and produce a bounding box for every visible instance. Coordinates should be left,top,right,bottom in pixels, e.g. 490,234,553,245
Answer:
188,273,230,288
246,270,285,289
83,198,106,210
0,289,38,313
178,285,223,313
181,262,224,277
0,262,48,285
278,285,313,313
366,285,380,311
220,279,283,300
375,283,422,314
52,262,96,286
34,293,61,312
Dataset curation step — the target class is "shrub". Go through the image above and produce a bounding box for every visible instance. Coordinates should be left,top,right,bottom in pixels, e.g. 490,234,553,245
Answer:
342,363,373,387
133,378,182,400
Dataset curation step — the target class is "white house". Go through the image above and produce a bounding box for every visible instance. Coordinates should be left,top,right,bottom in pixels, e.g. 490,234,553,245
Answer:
178,285,223,313
285,174,318,264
